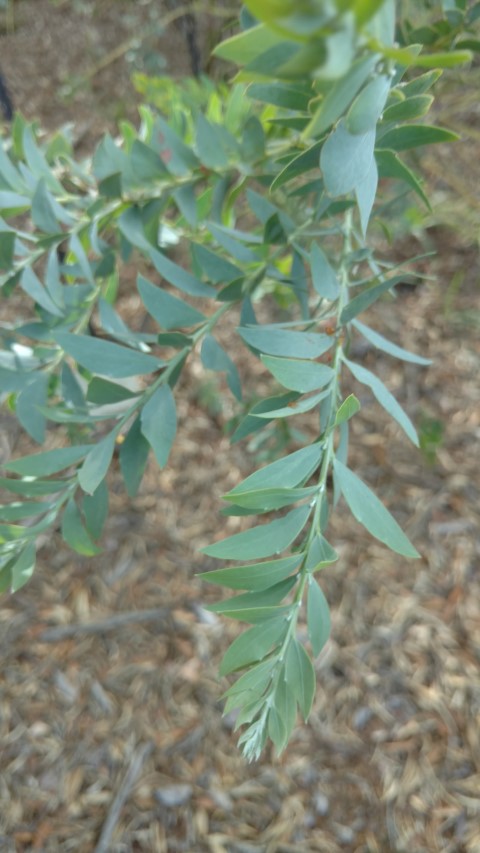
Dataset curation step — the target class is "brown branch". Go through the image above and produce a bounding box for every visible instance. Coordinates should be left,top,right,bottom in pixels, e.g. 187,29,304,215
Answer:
94,742,154,853
39,608,170,642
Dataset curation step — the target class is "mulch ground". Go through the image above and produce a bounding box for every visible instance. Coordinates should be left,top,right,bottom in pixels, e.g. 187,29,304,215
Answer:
1,3,479,851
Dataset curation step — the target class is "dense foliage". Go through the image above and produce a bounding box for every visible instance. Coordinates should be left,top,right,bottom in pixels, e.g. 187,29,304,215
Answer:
0,0,477,759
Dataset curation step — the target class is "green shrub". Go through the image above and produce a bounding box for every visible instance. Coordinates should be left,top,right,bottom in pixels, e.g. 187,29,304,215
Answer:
0,0,476,759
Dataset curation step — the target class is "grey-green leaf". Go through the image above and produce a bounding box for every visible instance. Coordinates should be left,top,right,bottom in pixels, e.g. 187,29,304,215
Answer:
201,335,242,401
307,577,331,657
219,618,287,676
149,247,214,297
223,486,318,512
54,332,165,378
238,326,332,359
10,542,36,593
138,275,205,330
78,431,118,495
333,459,420,558
321,121,376,197
227,444,323,497
353,320,431,365
346,74,391,135
335,394,361,426
201,505,311,561
344,357,418,445
310,244,339,300
198,555,302,591
3,445,90,476
262,355,334,393
305,534,339,571
285,639,316,720
355,155,378,236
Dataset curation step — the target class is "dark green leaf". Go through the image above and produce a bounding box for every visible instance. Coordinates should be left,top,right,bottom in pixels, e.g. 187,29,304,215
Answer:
61,497,102,556
230,391,298,442
0,230,15,269
87,377,140,405
140,384,176,468
82,479,109,541
375,149,430,208
378,124,458,151
240,115,265,163
401,70,442,96
119,416,150,497
382,94,433,123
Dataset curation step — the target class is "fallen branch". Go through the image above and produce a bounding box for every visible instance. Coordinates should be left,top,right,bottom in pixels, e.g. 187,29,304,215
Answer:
39,608,170,642
94,742,154,853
